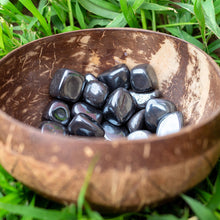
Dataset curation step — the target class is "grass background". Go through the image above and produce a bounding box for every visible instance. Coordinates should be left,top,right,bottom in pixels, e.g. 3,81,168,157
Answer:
0,0,220,219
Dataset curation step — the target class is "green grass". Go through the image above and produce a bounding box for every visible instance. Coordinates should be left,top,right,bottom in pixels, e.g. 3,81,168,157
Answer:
0,0,220,219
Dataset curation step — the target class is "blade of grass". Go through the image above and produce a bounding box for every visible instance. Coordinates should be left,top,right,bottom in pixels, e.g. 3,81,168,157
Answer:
0,19,5,50
27,0,48,31
120,0,139,27
19,0,52,36
208,39,220,53
88,18,110,28
202,0,220,39
158,22,198,28
165,27,203,49
84,201,103,220
206,169,220,210
182,194,218,220
67,0,74,29
75,0,87,29
194,0,206,46
77,156,98,219
141,2,177,13
50,1,67,26
106,13,127,27
78,0,119,19
132,0,145,11
21,195,35,220
0,202,75,220
172,2,194,14
88,0,120,12
141,9,147,29
147,214,188,220
1,0,28,19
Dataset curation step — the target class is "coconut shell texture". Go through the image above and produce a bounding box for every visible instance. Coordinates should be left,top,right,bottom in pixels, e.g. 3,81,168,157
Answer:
0,28,220,212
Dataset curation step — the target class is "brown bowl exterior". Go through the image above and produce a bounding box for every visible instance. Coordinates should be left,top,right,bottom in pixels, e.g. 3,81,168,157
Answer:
0,28,220,212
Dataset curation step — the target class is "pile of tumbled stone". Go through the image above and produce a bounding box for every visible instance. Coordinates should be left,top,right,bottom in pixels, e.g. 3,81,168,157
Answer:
40,64,184,140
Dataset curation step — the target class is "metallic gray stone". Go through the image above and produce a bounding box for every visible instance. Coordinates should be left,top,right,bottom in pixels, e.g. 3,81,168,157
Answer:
68,113,104,137
98,64,130,91
127,109,145,133
50,68,85,102
103,88,136,126
42,100,70,125
40,121,68,135
130,64,158,92
127,130,152,140
156,111,184,136
83,80,109,108
130,90,161,109
102,121,128,140
145,98,177,132
71,102,103,123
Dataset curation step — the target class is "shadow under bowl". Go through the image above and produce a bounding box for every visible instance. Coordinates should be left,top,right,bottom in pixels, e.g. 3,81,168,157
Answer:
0,28,220,212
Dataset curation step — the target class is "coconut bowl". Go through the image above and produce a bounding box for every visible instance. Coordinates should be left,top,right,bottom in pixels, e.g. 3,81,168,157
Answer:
0,28,220,212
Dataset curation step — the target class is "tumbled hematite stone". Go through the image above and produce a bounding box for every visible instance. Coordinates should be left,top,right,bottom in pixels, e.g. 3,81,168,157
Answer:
130,64,158,92
42,100,70,125
127,109,145,133
102,121,128,141
127,130,152,140
50,68,85,102
145,98,177,132
40,121,67,135
156,111,184,136
71,102,103,123
103,88,136,126
130,90,161,109
68,113,104,137
98,64,130,91
85,73,97,82
83,80,109,108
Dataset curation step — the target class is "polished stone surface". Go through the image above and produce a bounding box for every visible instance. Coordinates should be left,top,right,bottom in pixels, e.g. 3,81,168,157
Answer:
130,64,157,92
71,102,103,123
102,121,128,141
85,73,97,82
156,111,184,136
98,64,130,91
130,90,161,109
103,88,136,126
127,109,145,133
83,80,109,108
68,113,104,137
40,121,67,135
145,98,177,132
42,100,70,125
127,130,152,140
50,68,85,102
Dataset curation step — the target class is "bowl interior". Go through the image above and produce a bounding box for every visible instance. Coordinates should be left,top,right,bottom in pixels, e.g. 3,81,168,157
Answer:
0,28,220,130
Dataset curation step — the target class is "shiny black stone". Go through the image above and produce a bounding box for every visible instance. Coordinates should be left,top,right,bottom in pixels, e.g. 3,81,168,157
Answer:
85,73,97,82
83,80,109,108
71,102,103,123
156,111,184,136
145,98,177,132
42,100,70,125
102,121,128,141
130,64,158,92
68,113,104,137
130,90,161,109
127,130,152,140
40,121,67,135
127,109,145,133
103,88,136,126
98,64,130,91
50,68,85,102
